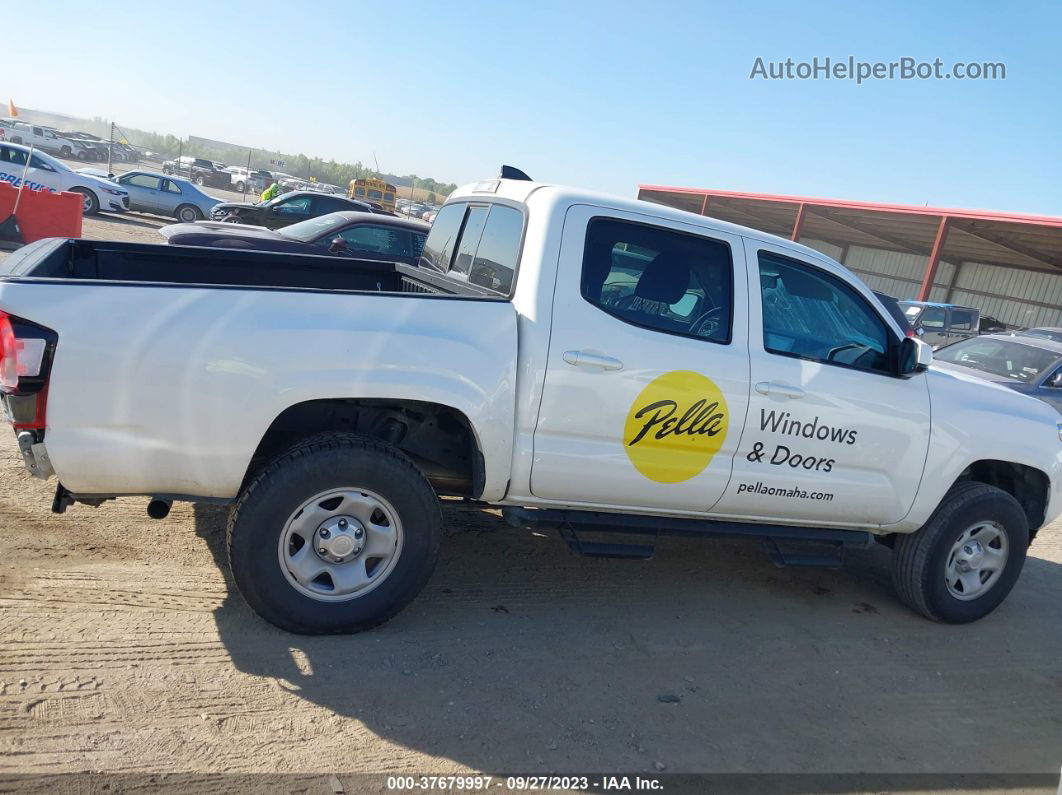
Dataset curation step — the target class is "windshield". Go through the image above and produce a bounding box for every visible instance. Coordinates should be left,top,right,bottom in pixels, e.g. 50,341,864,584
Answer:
278,213,348,242
935,337,1059,383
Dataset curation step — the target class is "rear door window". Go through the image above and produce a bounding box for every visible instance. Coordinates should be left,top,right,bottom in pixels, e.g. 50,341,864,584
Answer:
338,225,414,257
950,309,976,331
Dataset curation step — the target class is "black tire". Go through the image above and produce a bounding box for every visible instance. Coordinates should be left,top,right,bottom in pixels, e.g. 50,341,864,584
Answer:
235,180,246,193
60,146,72,158
227,434,442,634
71,187,100,216
195,175,205,186
175,204,202,223
892,481,1028,623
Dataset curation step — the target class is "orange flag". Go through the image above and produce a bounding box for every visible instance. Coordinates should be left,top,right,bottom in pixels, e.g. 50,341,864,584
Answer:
7,99,16,117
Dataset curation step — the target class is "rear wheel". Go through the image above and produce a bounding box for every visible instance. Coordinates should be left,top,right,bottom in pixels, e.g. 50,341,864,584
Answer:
71,187,99,215
227,434,441,634
892,481,1028,623
175,204,202,223
195,175,205,186
60,146,72,158
235,180,246,193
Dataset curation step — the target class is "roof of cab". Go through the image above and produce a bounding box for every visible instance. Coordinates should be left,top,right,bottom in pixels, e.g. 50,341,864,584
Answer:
449,177,833,264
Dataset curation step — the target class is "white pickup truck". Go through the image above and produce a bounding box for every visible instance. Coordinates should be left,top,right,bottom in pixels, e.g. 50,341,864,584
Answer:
1,172,1059,633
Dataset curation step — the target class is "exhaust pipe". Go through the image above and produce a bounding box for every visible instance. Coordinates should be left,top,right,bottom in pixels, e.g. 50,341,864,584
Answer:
147,499,171,520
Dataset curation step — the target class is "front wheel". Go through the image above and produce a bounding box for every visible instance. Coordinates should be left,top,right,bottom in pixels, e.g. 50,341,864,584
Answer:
195,175,205,186
235,180,246,193
892,481,1028,623
175,204,202,223
71,187,100,215
227,434,442,634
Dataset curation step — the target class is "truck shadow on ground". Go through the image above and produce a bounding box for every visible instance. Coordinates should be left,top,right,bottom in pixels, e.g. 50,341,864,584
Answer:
192,502,1062,785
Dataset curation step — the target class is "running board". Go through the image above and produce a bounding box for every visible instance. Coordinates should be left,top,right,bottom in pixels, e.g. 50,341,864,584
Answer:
502,507,870,567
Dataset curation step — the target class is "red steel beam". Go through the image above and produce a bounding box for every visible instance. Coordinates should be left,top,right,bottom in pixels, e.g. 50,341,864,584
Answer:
917,217,951,301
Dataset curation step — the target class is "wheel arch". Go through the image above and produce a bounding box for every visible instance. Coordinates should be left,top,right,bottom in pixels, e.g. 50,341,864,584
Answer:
175,203,202,221
954,459,1050,540
243,398,487,500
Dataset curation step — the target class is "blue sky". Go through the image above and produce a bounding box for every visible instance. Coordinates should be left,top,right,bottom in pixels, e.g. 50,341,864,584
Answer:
4,0,1059,213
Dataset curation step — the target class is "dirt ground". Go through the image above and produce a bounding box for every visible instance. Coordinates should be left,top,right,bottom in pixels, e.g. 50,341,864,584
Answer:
0,214,1061,791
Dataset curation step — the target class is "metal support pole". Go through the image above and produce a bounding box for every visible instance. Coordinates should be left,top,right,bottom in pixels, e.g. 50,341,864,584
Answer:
944,260,965,302
917,217,950,301
106,121,114,177
790,202,807,242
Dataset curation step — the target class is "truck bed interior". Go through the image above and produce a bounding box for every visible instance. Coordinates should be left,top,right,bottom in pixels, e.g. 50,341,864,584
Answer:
0,239,499,298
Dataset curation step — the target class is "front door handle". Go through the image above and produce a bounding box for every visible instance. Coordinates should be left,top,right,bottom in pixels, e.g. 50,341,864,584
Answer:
755,381,805,399
563,350,624,371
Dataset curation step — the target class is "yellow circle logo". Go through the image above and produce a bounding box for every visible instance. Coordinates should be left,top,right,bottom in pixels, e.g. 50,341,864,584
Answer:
623,370,729,483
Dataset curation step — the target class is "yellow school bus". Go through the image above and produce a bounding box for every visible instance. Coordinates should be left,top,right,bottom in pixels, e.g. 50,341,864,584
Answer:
348,177,397,213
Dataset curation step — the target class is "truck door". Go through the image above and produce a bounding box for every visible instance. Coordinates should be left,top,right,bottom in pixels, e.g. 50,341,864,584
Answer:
530,205,751,512
713,238,931,527
117,173,162,212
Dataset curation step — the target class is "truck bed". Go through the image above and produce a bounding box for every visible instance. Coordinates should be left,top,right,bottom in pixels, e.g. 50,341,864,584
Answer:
0,238,496,297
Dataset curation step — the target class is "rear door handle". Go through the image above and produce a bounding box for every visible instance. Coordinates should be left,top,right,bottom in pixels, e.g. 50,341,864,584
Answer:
755,381,805,399
563,350,624,371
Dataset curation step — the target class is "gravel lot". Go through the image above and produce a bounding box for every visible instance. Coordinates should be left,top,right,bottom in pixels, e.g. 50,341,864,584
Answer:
0,203,1060,790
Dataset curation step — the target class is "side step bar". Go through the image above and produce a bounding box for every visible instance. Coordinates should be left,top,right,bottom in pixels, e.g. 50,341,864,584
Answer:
502,507,872,566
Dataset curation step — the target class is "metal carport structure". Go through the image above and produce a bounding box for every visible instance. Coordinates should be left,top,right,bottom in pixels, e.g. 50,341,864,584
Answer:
637,185,1062,329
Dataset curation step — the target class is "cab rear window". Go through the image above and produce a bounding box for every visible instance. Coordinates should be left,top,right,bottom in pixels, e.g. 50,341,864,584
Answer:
419,201,525,295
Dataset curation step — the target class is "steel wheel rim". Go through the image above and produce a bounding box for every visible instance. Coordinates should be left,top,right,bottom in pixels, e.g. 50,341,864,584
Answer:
278,487,404,602
945,520,1009,601
180,208,196,222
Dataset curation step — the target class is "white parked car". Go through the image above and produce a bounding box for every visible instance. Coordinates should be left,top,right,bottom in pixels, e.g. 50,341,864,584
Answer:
0,142,128,214
0,172,1059,633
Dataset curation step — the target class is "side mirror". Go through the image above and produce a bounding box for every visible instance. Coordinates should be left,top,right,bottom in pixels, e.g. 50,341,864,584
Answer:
898,336,933,376
328,237,348,254
914,326,925,337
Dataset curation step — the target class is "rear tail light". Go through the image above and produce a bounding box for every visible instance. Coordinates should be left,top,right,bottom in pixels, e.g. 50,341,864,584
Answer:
0,313,16,390
0,311,57,432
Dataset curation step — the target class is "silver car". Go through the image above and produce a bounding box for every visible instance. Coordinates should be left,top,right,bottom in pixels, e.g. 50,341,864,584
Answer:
112,170,221,223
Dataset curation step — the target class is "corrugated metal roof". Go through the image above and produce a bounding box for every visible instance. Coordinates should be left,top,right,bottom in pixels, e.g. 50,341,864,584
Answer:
637,186,1062,274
